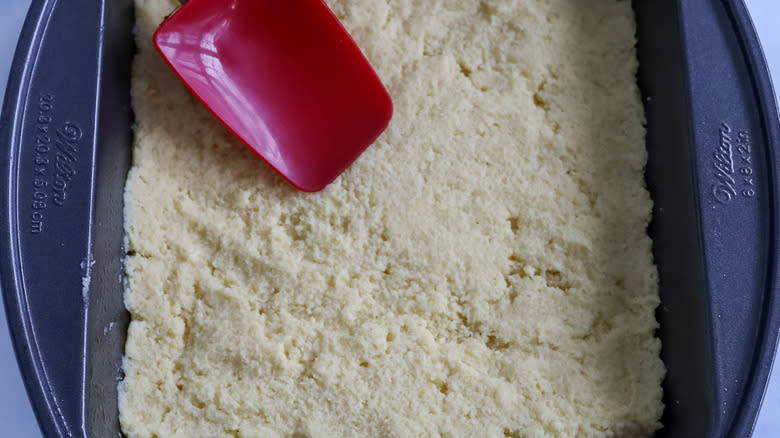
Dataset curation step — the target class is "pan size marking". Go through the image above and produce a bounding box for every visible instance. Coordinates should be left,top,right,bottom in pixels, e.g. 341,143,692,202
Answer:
735,130,755,199
712,123,754,205
28,93,84,235
30,94,54,234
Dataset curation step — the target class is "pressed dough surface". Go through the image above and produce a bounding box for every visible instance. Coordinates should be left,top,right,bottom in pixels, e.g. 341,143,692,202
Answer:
119,0,665,437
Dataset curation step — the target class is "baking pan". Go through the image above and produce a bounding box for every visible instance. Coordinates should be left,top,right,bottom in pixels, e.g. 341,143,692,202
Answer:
1,0,779,437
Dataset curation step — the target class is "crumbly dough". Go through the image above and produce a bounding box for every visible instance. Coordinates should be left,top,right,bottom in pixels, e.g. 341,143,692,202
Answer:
119,0,665,437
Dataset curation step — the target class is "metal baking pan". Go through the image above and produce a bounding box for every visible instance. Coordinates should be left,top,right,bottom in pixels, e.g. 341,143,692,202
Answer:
2,0,779,436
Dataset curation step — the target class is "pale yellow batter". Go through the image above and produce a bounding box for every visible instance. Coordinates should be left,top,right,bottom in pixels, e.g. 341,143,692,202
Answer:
119,0,665,437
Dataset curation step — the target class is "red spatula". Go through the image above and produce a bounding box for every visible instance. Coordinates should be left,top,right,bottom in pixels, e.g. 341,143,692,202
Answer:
154,0,393,192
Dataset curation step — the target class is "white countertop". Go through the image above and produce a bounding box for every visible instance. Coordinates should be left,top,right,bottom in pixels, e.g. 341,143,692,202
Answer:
1,1,779,436
0,5,39,438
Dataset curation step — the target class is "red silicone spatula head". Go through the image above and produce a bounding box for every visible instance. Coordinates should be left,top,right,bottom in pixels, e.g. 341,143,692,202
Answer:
154,0,393,192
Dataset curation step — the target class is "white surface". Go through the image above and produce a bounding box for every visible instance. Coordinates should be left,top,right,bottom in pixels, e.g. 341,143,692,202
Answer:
0,1,779,437
0,2,40,437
